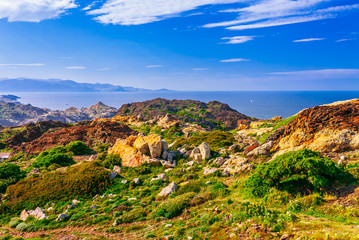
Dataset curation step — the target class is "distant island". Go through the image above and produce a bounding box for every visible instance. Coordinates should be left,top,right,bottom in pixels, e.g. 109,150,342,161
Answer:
0,78,171,92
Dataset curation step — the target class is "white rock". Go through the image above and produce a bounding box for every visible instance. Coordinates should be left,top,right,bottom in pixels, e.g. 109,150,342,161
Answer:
158,182,179,197
56,214,68,221
199,142,211,160
122,180,128,184
110,172,117,179
113,166,123,173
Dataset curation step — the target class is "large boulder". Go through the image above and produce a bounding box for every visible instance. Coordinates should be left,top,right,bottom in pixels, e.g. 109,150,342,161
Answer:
247,141,273,157
109,139,148,167
20,207,47,221
144,134,162,158
133,135,149,154
199,142,210,160
158,182,178,197
220,155,254,175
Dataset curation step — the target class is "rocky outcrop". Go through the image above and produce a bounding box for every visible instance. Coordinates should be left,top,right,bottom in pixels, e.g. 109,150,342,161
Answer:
220,155,254,175
271,99,359,156
116,98,251,130
20,207,47,221
0,101,117,127
13,120,137,154
109,134,174,168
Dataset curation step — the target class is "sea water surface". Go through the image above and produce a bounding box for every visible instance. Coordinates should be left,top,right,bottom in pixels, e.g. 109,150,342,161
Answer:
3,91,359,119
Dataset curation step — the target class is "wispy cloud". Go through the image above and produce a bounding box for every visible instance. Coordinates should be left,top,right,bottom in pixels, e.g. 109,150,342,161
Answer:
0,0,77,22
204,1,359,31
146,65,164,68
66,66,86,70
293,38,325,42
269,69,359,79
220,58,250,62
192,68,209,71
222,36,256,44
336,38,354,43
0,63,45,67
88,0,242,25
97,67,113,71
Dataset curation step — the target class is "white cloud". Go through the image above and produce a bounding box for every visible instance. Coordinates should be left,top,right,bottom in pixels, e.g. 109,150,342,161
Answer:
88,0,242,25
336,38,354,43
293,38,325,42
192,68,209,71
204,1,359,31
269,69,359,79
0,0,77,22
146,65,164,68
220,58,250,62
0,63,44,67
66,66,86,70
97,67,113,71
222,36,255,44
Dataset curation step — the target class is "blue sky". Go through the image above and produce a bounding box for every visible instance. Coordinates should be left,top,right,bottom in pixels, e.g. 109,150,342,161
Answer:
0,0,358,91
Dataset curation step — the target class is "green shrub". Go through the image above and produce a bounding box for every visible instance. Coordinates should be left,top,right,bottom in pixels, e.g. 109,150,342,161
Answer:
175,180,203,196
8,218,22,228
6,162,112,207
171,131,236,152
0,163,25,193
66,141,93,155
102,154,122,169
246,149,353,197
153,192,196,219
120,208,146,223
287,194,324,212
15,222,30,232
32,153,74,168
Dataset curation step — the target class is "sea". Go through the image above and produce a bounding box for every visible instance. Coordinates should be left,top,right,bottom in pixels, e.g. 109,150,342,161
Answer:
2,91,359,120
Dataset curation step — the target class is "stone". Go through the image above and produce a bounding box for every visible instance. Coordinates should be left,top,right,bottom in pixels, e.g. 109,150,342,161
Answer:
20,207,47,221
162,140,169,152
72,199,80,204
27,168,40,177
214,157,227,166
165,224,173,228
113,220,119,226
128,197,137,201
47,207,54,211
203,167,219,175
122,180,128,184
56,214,68,221
67,204,77,209
90,205,98,209
133,135,149,154
147,158,161,166
160,160,176,169
205,181,212,185
340,155,347,161
109,139,148,167
110,172,117,179
229,144,240,153
157,173,167,181
157,114,180,129
133,178,141,185
220,155,254,175
144,134,162,158
20,210,30,221
165,168,173,172
158,182,179,197
199,142,210,160
272,116,282,121
113,165,123,173
247,141,273,157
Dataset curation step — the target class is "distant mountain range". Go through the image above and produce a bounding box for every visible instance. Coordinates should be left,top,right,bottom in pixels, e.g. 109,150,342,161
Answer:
0,78,171,92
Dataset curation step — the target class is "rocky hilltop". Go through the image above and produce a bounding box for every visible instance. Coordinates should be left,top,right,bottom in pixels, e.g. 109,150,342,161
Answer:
271,99,359,156
0,101,117,127
1,99,359,240
116,98,251,130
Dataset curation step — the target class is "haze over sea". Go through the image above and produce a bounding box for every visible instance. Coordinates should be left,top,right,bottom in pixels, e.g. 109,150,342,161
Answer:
2,91,359,120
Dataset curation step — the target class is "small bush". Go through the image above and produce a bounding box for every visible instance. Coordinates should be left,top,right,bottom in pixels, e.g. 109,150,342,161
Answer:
246,149,353,197
0,163,25,193
32,146,75,168
153,192,196,219
120,208,146,223
102,154,122,169
15,222,30,232
9,218,22,228
6,162,112,207
66,141,93,155
171,131,236,152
